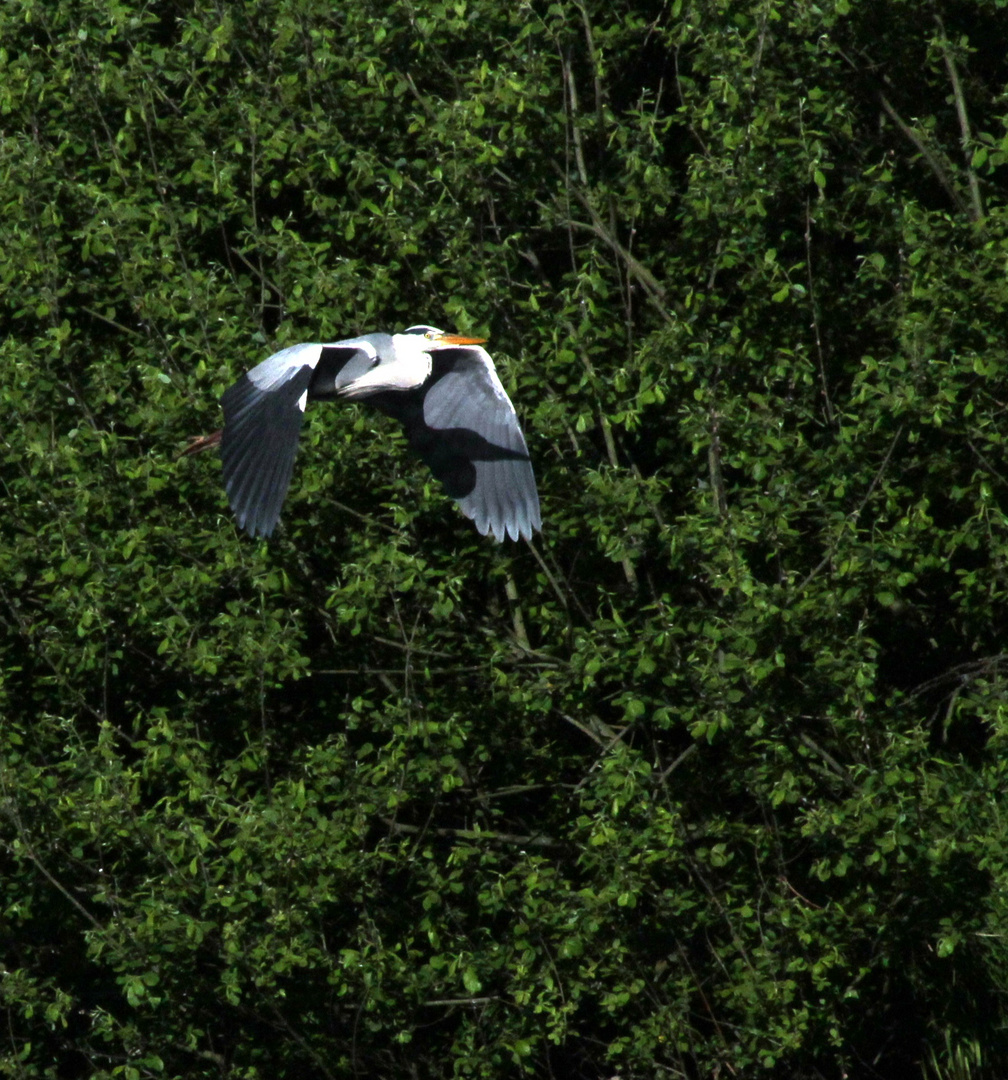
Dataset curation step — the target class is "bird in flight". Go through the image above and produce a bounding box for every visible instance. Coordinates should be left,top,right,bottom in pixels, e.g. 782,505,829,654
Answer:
185,325,541,542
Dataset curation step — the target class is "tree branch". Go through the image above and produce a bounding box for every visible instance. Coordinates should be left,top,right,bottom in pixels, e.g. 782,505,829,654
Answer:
878,93,968,216
379,817,561,850
935,16,983,223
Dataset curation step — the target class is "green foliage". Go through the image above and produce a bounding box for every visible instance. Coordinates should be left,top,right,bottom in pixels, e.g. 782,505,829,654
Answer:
3,0,1008,1077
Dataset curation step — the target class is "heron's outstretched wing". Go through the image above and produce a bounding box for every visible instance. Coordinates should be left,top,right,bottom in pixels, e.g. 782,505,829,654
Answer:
415,346,541,541
220,340,378,537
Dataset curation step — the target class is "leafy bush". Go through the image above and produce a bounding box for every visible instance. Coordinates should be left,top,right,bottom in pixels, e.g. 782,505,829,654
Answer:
2,1,1008,1077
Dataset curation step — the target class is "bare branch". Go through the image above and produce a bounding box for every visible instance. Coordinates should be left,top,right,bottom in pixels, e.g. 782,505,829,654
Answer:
0,797,104,932
657,742,699,784
561,53,589,186
379,817,561,850
708,407,728,518
575,1,604,123
504,574,531,650
558,711,606,747
804,194,835,424
422,996,502,1008
799,733,856,788
80,305,141,337
935,16,984,223
550,179,673,311
795,424,905,595
879,93,968,216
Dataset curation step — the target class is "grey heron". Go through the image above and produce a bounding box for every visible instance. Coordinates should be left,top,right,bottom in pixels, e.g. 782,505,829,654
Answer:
186,326,541,542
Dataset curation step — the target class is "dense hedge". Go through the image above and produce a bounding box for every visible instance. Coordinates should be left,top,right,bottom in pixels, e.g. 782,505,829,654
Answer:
2,1,1008,1077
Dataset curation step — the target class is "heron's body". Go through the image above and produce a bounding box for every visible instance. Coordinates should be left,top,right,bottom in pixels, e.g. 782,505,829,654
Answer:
207,326,541,542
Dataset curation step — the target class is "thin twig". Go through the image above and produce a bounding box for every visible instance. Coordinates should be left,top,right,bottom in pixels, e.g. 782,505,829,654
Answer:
551,184,672,311
795,424,905,595
708,407,728,518
798,733,855,788
504,575,531,650
267,1003,338,1080
968,439,1008,490
80,305,141,337
0,798,103,932
421,996,502,1008
558,711,606,747
529,534,594,623
879,93,967,216
573,724,635,792
524,539,570,614
570,341,639,587
576,1,604,122
904,652,1008,703
804,193,835,424
779,876,823,910
314,664,503,677
657,742,699,784
403,71,436,119
379,817,561,850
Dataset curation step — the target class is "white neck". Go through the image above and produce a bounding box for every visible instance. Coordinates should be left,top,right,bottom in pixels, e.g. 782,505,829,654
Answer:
339,334,433,399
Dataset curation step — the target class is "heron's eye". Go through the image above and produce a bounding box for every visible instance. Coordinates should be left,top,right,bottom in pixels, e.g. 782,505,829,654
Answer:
425,330,436,339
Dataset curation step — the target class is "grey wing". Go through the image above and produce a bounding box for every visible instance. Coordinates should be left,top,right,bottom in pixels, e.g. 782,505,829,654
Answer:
219,344,321,538
422,347,541,542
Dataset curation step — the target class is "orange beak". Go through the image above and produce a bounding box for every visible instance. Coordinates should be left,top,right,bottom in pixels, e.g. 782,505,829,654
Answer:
438,333,487,345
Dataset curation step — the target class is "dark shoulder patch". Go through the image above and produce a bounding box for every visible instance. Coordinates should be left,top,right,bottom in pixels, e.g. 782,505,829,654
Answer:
308,346,375,400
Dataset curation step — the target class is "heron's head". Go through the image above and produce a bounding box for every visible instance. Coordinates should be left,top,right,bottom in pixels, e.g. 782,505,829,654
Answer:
402,325,487,349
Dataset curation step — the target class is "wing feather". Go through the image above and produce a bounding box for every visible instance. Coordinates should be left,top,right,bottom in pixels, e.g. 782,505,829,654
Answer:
217,338,382,538
245,343,323,392
254,440,293,537
220,362,313,538
418,346,540,541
